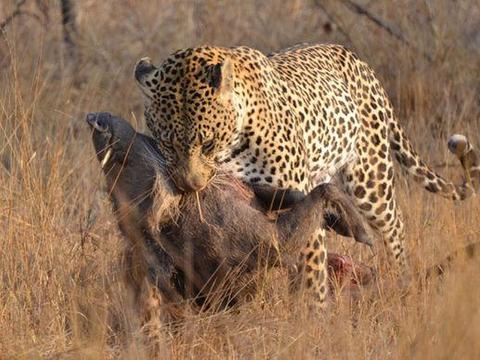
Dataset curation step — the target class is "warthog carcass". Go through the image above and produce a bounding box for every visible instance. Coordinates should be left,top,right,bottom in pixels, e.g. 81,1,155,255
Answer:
87,112,373,322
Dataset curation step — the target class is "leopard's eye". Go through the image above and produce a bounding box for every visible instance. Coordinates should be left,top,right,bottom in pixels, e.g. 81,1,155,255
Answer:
157,131,174,150
201,138,215,155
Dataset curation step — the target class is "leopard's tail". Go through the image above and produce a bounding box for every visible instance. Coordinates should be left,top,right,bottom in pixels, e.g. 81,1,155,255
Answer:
388,119,478,200
447,134,480,192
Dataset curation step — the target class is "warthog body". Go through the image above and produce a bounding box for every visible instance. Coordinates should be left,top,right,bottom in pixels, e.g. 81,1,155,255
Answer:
87,112,372,319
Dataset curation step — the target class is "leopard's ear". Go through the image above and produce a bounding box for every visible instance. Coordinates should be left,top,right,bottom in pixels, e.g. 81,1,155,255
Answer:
209,57,234,95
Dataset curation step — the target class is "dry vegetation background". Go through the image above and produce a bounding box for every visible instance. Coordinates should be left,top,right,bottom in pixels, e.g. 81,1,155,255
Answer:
1,0,480,358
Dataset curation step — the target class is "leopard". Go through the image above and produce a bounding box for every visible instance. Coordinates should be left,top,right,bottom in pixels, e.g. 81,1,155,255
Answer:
134,43,478,305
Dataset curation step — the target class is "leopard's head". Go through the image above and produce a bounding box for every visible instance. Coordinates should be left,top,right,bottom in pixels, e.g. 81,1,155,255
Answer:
134,48,245,192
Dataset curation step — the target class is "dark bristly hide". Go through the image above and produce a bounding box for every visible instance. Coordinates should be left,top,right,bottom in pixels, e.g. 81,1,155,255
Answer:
87,112,373,322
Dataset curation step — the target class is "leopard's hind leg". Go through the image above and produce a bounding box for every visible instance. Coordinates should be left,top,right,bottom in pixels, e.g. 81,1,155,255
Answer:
341,133,408,271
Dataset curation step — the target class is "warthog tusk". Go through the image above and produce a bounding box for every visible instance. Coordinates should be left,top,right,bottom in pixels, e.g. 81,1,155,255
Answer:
101,148,113,168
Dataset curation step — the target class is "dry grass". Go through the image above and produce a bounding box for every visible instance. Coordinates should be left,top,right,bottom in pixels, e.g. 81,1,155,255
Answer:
1,0,480,358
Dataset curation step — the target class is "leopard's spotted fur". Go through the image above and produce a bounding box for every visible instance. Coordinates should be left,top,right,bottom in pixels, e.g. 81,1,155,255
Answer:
135,43,477,305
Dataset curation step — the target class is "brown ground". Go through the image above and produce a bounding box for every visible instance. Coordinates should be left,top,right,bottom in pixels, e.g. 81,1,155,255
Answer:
1,1,479,358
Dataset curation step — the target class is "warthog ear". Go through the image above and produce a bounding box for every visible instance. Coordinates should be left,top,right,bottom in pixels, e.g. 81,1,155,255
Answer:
209,57,234,95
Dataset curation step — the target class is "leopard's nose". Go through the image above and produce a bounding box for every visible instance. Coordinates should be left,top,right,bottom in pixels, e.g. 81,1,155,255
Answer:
134,57,156,82
180,173,208,192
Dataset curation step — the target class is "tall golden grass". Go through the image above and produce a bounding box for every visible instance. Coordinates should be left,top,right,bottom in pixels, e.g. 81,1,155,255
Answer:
1,0,479,358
